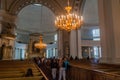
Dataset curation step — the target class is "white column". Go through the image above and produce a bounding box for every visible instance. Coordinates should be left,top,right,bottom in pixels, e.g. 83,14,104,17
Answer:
58,30,63,58
98,0,120,64
77,29,82,59
70,30,77,59
70,29,82,59
111,0,120,63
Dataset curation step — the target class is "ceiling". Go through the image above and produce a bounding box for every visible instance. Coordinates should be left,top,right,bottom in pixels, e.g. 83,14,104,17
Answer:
16,0,99,34
16,4,56,34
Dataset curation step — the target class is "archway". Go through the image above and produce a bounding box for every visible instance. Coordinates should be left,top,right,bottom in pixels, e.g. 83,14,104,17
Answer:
14,4,57,59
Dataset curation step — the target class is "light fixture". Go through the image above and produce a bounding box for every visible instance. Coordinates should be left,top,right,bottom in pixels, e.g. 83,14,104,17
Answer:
55,0,83,32
34,5,47,49
35,35,47,49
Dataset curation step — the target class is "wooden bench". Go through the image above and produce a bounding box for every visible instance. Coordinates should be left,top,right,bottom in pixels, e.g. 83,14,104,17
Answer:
0,76,43,80
0,72,42,78
0,60,45,79
69,60,120,80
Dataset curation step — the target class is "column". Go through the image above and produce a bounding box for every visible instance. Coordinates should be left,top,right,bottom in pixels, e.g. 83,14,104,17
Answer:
58,30,63,58
77,29,82,59
70,29,82,59
0,9,16,60
70,30,77,59
98,0,120,64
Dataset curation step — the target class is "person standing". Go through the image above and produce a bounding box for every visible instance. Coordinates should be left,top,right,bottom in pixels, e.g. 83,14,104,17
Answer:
64,58,70,80
51,59,58,80
58,58,66,80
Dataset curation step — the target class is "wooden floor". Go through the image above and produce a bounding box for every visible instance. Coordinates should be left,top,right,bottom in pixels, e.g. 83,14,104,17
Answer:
0,60,45,80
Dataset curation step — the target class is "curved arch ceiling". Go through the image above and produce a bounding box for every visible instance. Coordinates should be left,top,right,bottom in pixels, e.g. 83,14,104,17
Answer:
16,4,56,34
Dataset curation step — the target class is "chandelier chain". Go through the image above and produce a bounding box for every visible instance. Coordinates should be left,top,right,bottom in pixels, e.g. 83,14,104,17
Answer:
68,0,70,6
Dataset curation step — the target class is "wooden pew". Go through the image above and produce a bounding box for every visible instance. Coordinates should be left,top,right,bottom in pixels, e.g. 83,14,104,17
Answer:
69,60,120,80
0,60,44,80
0,76,43,80
0,72,42,78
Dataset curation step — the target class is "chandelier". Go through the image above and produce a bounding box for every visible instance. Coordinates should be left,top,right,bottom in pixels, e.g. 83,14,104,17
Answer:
55,0,83,32
35,35,47,49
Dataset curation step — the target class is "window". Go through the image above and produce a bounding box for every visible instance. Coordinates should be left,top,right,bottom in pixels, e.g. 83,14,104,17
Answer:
92,29,100,41
92,29,100,37
54,34,57,43
93,46,101,58
34,4,42,6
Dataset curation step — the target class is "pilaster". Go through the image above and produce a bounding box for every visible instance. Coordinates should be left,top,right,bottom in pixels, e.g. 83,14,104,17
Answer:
58,30,63,58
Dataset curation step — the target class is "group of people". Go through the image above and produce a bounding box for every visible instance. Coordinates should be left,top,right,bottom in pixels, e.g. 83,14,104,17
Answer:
34,57,70,80
50,57,70,80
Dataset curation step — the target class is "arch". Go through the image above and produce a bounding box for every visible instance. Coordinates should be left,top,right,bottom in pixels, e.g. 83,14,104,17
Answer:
5,0,65,31
8,0,64,15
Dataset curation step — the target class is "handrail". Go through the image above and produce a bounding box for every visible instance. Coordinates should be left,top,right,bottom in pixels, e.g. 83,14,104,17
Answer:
34,63,49,80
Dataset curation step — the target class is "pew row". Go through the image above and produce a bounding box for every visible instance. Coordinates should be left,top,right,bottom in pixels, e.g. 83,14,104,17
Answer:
0,72,42,78
0,76,43,80
0,60,45,80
